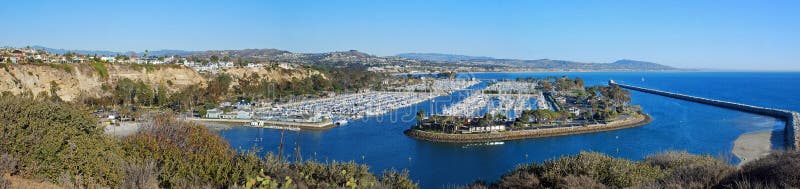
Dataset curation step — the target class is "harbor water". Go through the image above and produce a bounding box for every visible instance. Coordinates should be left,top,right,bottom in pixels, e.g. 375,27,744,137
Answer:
217,72,799,188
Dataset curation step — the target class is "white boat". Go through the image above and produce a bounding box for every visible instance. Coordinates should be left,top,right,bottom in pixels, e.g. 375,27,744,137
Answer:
334,119,348,126
250,120,265,126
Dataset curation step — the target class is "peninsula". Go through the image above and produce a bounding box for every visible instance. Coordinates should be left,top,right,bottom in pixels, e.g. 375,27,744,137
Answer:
405,77,651,142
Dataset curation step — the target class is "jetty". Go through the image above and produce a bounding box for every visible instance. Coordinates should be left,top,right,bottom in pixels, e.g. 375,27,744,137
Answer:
609,80,800,150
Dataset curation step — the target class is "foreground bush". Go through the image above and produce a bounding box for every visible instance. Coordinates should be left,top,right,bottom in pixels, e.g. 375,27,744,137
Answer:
643,151,734,188
488,152,665,188
0,96,124,186
468,150,800,189
0,96,417,188
717,150,800,188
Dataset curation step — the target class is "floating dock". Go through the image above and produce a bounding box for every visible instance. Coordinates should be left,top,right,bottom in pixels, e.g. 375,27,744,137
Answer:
609,80,800,150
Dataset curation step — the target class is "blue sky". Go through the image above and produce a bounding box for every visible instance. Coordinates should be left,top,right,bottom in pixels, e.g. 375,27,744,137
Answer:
1,0,798,70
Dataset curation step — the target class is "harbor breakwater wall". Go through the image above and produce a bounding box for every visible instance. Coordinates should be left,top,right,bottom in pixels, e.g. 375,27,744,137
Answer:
610,81,800,150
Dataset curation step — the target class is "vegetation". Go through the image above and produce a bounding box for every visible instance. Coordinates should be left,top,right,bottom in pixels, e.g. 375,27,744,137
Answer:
0,96,124,186
46,63,74,73
0,62,8,72
465,151,800,188
515,109,571,127
0,96,417,188
90,61,109,78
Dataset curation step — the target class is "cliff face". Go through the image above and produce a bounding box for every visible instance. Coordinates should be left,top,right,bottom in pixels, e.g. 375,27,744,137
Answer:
0,64,205,102
0,64,322,102
222,67,325,81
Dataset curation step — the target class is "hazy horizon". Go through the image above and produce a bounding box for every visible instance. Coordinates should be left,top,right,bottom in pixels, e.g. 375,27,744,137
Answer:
2,0,798,70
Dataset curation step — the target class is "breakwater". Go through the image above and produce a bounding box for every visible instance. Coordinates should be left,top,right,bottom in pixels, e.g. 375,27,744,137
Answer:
610,80,800,150
405,114,651,143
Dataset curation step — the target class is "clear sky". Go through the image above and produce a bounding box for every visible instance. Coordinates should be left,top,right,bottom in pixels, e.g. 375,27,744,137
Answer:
1,0,798,70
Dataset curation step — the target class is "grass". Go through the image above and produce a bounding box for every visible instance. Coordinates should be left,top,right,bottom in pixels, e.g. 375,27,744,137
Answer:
46,63,74,73
91,61,109,78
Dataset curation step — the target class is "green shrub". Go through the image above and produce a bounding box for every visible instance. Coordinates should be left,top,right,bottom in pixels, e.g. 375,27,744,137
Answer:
643,151,734,188
536,152,665,188
718,150,800,188
378,169,417,189
46,63,74,73
122,116,238,188
0,96,124,187
91,61,109,78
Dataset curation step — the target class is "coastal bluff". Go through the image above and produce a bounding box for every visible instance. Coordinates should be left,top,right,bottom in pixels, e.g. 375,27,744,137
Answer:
610,80,800,150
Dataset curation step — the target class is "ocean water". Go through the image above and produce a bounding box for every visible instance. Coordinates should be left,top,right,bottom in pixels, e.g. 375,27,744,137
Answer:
217,72,799,188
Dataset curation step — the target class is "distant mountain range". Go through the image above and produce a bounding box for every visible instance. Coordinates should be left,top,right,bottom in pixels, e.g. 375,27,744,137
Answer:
396,53,495,62
24,46,678,71
31,46,198,56
397,53,675,70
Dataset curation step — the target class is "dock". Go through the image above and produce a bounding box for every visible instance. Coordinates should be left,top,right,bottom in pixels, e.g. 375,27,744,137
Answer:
187,118,335,130
609,80,800,150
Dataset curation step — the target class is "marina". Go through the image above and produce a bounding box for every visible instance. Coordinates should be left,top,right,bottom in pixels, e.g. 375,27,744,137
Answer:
256,91,441,122
486,94,537,118
441,92,489,117
219,72,798,188
441,80,542,118
484,80,539,94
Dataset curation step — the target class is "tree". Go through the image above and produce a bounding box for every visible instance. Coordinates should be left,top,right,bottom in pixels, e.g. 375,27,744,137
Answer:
416,109,426,128
539,80,553,92
155,84,168,106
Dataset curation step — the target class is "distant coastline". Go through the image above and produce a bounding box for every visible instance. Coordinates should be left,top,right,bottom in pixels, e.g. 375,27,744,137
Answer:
393,70,696,76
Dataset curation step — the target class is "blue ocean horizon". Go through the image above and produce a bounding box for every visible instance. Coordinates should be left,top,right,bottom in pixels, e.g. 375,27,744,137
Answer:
217,72,799,188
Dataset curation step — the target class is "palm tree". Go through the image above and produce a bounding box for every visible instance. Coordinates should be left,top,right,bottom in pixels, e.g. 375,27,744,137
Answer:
454,121,463,133
415,109,426,129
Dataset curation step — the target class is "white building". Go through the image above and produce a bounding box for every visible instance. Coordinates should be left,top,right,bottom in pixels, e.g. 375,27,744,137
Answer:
568,107,581,116
236,110,252,119
100,57,116,62
206,108,222,119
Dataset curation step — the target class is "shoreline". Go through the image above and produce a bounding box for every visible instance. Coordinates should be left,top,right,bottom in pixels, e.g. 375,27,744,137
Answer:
187,118,336,130
404,113,651,143
733,131,773,165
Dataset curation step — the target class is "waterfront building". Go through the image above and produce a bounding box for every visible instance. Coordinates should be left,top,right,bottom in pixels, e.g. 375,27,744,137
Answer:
220,113,237,119
206,108,222,119
235,110,252,119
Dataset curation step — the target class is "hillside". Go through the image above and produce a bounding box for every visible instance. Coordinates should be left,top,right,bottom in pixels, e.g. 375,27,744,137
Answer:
0,63,322,102
0,64,206,102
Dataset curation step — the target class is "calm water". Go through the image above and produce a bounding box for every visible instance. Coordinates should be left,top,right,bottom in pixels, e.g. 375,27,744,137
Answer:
217,72,799,188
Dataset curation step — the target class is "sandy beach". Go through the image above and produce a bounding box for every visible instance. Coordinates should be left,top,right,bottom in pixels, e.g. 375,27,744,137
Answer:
733,131,773,165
